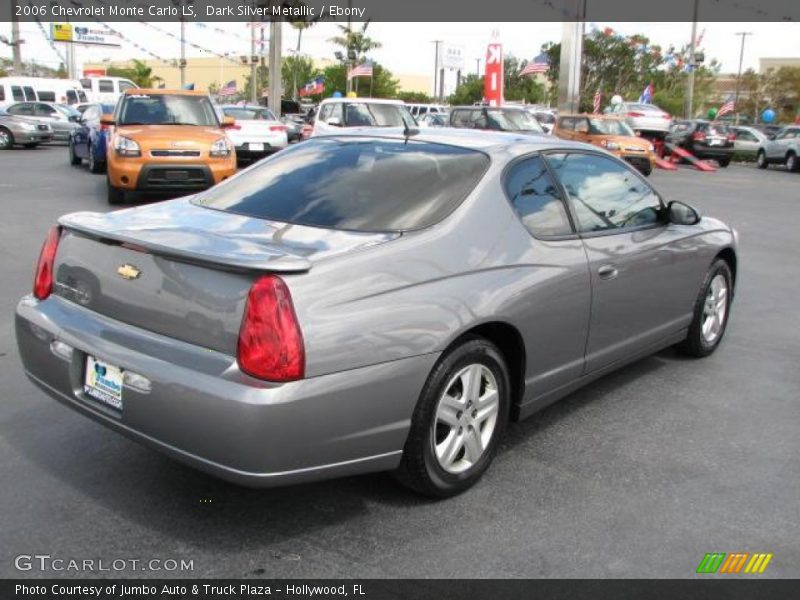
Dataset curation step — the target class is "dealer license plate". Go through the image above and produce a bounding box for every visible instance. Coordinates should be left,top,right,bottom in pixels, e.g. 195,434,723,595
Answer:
249,143,264,152
84,355,124,410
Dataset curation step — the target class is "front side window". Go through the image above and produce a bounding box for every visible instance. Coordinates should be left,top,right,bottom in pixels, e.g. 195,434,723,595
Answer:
98,79,114,93
118,94,219,126
118,80,136,92
35,103,57,117
193,138,490,232
451,110,474,128
546,153,663,233
505,156,573,237
8,103,33,116
559,117,575,130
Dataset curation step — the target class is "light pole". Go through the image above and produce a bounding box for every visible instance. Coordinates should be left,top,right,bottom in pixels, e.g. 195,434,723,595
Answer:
432,40,442,101
734,32,753,125
685,0,699,119
475,58,481,77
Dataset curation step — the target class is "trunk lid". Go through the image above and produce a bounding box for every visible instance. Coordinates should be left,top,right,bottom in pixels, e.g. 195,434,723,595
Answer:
54,198,397,355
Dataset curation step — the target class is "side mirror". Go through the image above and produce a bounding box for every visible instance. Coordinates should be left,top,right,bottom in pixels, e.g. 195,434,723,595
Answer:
327,117,342,127
667,201,701,226
100,115,115,126
68,115,79,123
220,115,236,129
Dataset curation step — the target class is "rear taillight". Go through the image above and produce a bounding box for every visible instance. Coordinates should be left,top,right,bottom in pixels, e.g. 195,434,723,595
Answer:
626,111,645,117
237,275,305,382
33,226,61,300
228,124,242,130
727,133,736,141
692,131,706,141
269,125,288,132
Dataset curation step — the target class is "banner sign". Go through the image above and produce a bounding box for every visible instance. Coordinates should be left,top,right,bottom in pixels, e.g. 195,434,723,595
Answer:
484,42,503,107
50,23,121,47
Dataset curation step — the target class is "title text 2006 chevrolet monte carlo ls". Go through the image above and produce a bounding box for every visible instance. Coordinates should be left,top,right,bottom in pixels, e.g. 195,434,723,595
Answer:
16,129,737,497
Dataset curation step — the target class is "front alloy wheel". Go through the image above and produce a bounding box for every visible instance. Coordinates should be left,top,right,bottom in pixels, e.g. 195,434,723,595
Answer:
677,259,733,357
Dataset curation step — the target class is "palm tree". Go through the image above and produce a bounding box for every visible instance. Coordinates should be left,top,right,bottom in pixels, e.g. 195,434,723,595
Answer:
329,21,381,64
290,20,316,100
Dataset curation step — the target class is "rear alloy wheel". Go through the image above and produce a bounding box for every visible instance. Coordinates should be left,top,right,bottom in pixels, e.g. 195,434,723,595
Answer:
397,337,510,497
756,150,768,169
69,141,81,165
0,127,13,150
677,259,733,358
786,153,799,173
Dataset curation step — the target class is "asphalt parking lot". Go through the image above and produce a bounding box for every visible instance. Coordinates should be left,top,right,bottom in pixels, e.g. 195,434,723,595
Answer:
1,145,798,579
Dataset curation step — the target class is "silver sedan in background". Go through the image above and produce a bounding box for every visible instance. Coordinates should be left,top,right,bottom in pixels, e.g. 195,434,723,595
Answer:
2,101,80,142
0,107,53,149
16,129,737,497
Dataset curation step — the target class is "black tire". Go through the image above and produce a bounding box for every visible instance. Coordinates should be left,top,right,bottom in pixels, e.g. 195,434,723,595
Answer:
68,141,81,166
107,181,125,205
88,145,105,174
24,143,38,149
0,127,13,150
718,157,731,168
786,152,799,173
676,259,733,358
756,150,768,169
396,336,511,497
639,164,652,177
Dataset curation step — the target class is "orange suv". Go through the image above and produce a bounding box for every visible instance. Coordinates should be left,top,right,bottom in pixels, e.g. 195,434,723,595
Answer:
554,114,656,176
103,89,237,204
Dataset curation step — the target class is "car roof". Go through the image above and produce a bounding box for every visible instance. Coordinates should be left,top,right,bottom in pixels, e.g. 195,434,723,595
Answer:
122,88,207,96
320,97,403,105
313,127,578,155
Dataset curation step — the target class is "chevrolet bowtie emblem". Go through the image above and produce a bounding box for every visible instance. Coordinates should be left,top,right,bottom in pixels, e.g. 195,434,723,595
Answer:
117,264,141,280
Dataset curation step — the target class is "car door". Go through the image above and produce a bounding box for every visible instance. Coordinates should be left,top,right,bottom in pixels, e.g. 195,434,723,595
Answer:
767,128,790,160
503,155,591,396
555,116,576,140
545,151,705,372
573,117,591,143
73,105,96,158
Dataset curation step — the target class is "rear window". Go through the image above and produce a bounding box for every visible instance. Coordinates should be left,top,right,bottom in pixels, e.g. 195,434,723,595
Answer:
193,138,490,232
342,102,414,127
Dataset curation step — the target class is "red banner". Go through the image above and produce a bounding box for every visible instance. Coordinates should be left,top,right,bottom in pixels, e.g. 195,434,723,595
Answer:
484,43,503,107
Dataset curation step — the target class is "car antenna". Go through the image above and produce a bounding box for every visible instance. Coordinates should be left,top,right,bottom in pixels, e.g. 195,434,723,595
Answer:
403,118,419,143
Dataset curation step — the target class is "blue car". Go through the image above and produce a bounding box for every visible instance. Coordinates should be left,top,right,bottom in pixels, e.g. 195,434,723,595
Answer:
69,103,115,173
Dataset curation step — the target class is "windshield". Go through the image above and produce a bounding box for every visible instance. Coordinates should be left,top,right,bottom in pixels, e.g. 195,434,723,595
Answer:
118,94,219,126
589,119,635,136
487,109,544,132
222,107,277,121
343,103,416,128
56,104,81,118
193,138,489,232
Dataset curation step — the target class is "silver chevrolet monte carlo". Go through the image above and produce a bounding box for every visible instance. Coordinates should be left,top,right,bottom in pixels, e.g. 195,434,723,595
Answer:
16,129,737,497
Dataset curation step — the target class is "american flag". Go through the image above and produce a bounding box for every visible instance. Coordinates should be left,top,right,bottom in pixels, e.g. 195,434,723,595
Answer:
593,89,602,114
717,95,735,118
218,80,237,97
520,53,549,76
347,61,374,80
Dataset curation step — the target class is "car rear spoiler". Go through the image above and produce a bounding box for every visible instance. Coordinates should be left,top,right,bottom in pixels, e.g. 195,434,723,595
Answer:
58,211,312,273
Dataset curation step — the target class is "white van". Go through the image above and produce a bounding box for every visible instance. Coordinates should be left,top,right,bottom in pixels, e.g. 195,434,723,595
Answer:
405,103,448,118
80,76,138,103
0,77,88,105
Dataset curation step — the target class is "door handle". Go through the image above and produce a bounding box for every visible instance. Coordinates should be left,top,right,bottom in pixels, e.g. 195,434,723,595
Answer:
597,264,619,280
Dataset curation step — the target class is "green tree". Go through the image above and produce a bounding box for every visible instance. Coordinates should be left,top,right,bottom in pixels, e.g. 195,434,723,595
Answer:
283,55,321,99
397,91,433,103
329,22,382,63
448,56,546,106
107,59,162,88
321,61,398,98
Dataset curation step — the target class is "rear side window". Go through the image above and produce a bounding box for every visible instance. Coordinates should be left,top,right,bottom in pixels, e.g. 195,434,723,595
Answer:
80,79,92,89
451,110,474,128
12,86,24,101
98,79,114,93
0,87,4,102
118,81,136,92
38,90,56,102
505,156,573,237
23,86,36,100
66,90,77,104
193,138,490,232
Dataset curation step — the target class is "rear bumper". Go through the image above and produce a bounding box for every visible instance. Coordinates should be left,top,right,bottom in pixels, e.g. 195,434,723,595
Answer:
16,295,435,487
693,146,734,159
622,154,655,172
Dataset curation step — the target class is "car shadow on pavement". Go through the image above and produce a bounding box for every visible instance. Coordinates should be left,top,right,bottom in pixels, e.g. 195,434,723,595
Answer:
5,348,677,553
